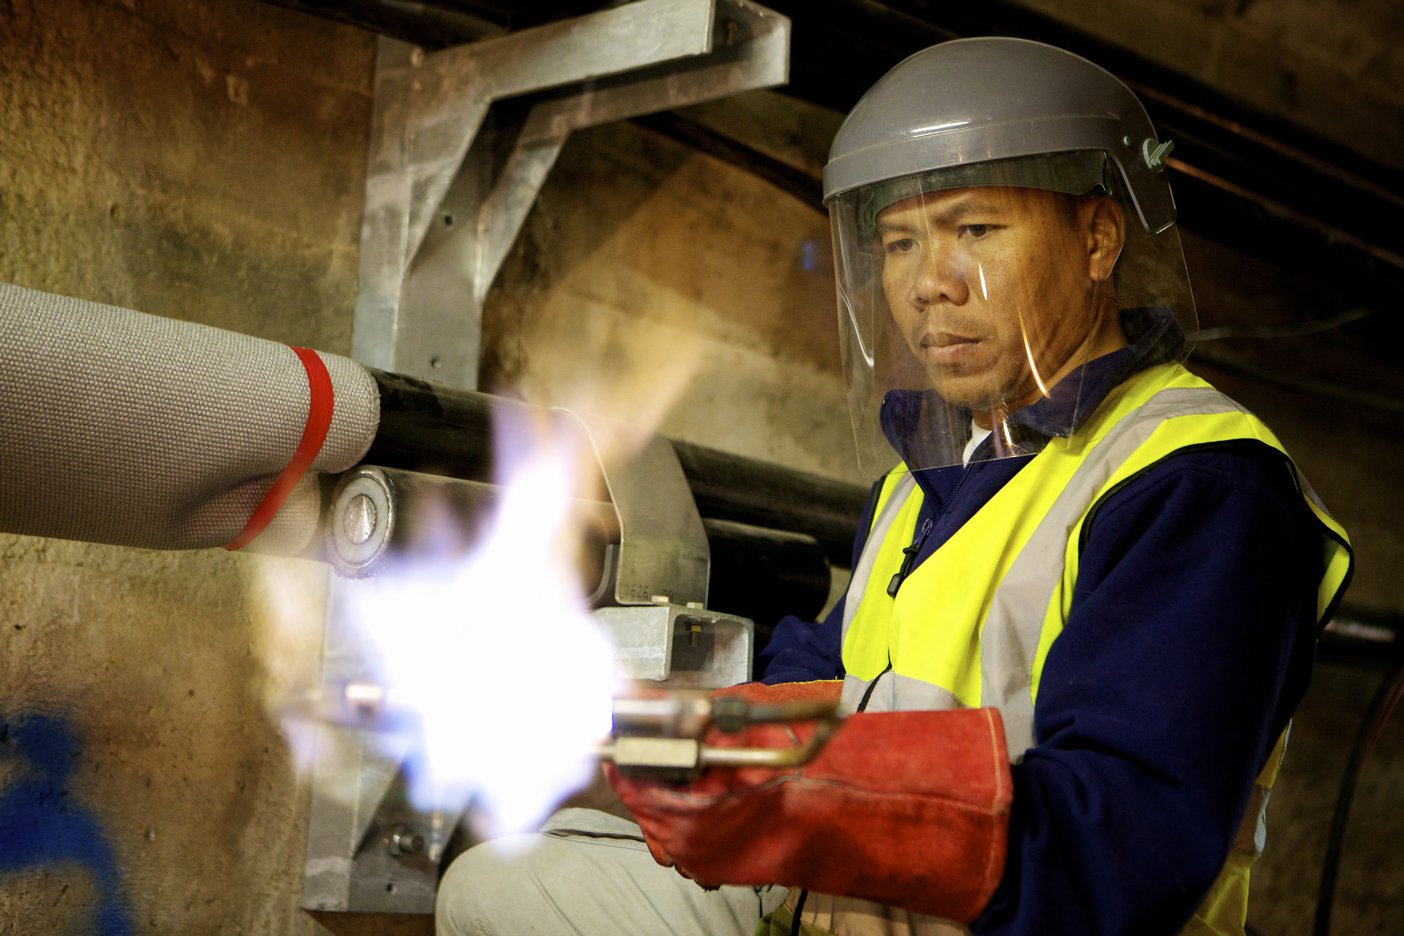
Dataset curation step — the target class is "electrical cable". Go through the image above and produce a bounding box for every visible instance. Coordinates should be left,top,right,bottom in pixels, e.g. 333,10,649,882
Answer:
1193,304,1378,342
1312,660,1404,935
1187,301,1403,416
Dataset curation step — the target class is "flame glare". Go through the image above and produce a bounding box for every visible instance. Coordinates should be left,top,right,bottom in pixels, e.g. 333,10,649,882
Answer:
253,283,711,838
344,428,616,836
253,410,623,840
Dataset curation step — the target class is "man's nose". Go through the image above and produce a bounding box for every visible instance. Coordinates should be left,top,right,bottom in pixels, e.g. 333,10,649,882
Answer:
908,244,969,307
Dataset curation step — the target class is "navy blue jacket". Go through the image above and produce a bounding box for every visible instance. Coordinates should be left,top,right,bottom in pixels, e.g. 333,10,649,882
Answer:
757,312,1334,935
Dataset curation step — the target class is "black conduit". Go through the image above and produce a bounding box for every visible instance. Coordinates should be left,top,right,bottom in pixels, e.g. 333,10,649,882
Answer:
1313,660,1404,935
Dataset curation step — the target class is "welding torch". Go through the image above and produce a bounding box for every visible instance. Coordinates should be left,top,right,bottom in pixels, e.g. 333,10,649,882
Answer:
293,681,842,782
602,690,841,780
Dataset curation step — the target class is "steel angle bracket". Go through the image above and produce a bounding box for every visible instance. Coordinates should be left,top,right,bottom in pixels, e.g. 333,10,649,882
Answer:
562,407,753,689
352,0,791,391
561,408,711,610
596,603,754,688
301,587,448,914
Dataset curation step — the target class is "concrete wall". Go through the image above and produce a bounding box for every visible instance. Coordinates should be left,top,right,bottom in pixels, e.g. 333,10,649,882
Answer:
1010,0,1404,173
0,1,392,933
480,115,853,484
1,1,1400,934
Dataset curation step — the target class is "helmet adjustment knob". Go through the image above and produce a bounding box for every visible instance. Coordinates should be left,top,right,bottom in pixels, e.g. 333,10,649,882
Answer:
1142,138,1175,172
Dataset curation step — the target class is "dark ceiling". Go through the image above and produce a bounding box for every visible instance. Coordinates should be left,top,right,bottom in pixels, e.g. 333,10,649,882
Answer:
263,0,1404,419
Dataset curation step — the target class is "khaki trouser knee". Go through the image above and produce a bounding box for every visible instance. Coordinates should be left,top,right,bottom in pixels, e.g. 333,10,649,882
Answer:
435,807,786,936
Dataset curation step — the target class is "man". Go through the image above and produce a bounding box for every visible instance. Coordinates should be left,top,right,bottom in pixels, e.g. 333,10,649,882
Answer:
437,37,1352,936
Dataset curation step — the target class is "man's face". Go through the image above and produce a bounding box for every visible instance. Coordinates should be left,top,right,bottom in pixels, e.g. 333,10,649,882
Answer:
877,186,1110,417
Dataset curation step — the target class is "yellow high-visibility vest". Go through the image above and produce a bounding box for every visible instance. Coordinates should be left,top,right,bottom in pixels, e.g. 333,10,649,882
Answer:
836,362,1352,935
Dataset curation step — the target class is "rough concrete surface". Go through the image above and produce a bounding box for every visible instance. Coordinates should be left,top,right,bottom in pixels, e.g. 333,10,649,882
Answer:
0,1,399,933
481,116,860,485
1249,661,1404,934
1010,0,1404,173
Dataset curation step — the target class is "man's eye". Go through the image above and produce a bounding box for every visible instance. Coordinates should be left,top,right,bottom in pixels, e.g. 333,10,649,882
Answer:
962,224,992,238
884,237,917,255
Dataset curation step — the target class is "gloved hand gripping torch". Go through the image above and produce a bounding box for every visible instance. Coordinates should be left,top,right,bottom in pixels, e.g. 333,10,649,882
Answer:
601,690,841,781
288,680,841,783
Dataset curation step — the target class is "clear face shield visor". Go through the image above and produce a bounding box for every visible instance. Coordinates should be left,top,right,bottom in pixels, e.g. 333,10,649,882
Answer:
828,153,1197,477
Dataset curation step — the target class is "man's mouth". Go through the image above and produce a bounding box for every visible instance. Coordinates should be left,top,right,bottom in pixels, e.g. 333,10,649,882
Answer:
914,330,984,372
921,331,979,349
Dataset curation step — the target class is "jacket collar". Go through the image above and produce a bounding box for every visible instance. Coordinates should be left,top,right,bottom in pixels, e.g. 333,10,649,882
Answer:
880,306,1187,463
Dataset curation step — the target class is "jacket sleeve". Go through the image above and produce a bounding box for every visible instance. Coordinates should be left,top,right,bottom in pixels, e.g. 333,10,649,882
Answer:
973,443,1327,935
755,607,846,684
755,476,886,684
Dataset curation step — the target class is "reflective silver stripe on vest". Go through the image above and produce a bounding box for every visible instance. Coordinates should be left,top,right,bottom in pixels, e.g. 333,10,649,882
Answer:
841,471,918,635
981,387,1245,757
840,670,963,716
839,471,917,715
841,387,1246,755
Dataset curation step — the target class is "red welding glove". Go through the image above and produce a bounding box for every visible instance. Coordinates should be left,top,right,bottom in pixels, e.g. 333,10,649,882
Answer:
607,704,1012,924
710,678,844,706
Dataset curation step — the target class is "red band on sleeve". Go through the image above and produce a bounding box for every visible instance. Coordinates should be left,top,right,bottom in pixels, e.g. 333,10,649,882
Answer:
225,346,335,551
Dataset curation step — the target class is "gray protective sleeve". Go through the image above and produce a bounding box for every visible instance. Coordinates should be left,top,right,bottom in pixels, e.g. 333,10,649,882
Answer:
0,282,380,554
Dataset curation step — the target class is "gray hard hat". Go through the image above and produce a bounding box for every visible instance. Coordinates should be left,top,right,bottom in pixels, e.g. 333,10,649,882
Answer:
821,37,1177,234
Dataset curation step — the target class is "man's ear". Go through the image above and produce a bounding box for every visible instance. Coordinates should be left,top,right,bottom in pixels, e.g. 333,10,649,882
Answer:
1082,197,1125,283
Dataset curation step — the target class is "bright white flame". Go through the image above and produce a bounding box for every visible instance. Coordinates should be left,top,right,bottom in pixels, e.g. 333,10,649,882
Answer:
334,434,617,837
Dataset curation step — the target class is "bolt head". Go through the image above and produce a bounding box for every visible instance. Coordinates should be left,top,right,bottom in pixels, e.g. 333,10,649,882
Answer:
387,827,425,856
343,493,378,545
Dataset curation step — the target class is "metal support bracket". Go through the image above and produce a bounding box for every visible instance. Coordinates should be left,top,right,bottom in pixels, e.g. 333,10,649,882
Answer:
307,0,787,914
352,0,790,390
562,408,711,609
301,588,446,913
596,603,753,687
566,406,753,689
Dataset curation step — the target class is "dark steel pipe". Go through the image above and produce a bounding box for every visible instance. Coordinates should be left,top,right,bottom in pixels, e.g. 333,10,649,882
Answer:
325,463,833,632
363,369,868,568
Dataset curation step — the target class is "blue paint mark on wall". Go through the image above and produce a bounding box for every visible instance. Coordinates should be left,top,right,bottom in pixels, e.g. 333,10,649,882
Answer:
0,711,134,936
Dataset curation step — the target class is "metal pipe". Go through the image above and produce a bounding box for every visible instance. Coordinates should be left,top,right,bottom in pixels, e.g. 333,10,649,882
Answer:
324,464,834,626
0,282,857,609
363,369,869,568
